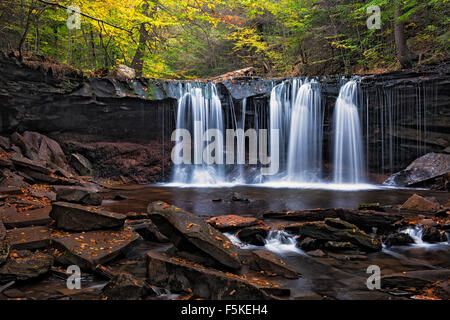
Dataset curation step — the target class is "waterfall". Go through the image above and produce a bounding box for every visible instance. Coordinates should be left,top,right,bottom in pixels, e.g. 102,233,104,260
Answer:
333,80,365,184
286,81,323,181
172,82,225,184
268,79,324,182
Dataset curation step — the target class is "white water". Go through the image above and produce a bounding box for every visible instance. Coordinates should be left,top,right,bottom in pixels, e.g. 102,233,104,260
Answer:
225,230,304,255
333,80,365,184
172,82,225,184
286,81,323,182
169,78,376,190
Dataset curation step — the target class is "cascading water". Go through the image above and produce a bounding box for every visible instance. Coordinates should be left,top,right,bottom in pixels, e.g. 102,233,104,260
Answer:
172,82,226,185
286,81,323,181
333,80,365,184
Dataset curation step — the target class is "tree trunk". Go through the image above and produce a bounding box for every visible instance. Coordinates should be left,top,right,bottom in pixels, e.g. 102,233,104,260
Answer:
131,23,149,77
394,2,412,68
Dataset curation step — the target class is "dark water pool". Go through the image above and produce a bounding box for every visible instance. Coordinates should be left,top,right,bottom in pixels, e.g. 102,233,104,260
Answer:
103,184,449,216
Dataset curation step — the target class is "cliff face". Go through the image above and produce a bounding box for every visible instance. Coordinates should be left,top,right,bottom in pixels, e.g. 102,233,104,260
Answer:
1,53,449,183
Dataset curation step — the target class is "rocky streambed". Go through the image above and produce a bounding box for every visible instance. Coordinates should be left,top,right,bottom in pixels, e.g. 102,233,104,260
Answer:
1,131,449,300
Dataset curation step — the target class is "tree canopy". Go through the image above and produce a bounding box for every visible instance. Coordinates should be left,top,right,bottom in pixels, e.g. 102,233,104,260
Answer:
0,0,448,78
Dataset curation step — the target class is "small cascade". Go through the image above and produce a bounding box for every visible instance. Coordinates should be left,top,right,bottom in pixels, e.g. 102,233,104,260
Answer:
333,80,365,184
286,81,323,181
172,82,225,184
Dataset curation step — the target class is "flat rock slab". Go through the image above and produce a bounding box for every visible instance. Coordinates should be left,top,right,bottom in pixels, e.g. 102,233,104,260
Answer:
6,226,69,250
248,250,301,279
9,155,52,175
147,251,282,300
53,186,102,206
1,206,51,228
0,187,23,195
51,228,140,271
206,215,259,231
50,202,126,231
148,201,241,270
0,250,53,282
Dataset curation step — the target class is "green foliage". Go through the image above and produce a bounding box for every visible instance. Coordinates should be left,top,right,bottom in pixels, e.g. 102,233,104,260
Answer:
0,0,448,78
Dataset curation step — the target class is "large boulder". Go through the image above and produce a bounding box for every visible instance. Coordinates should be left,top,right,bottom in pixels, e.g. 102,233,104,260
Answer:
22,131,71,172
50,202,126,231
147,202,241,270
385,153,450,188
236,227,268,246
53,186,102,206
400,194,441,212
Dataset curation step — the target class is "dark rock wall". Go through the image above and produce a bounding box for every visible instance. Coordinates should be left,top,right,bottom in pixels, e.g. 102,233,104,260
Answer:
0,53,449,183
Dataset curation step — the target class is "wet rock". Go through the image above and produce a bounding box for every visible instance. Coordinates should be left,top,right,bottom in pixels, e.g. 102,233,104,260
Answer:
30,189,57,201
51,228,139,271
384,233,415,247
0,157,13,168
248,250,300,279
1,206,52,228
323,241,360,252
148,201,241,270
324,218,358,230
206,215,258,232
264,208,402,232
127,219,169,243
50,202,126,231
70,153,93,176
421,225,448,243
146,251,276,299
0,250,53,283
102,273,144,300
296,237,323,252
0,220,8,265
236,227,268,246
382,275,431,291
308,249,327,257
385,153,450,188
401,194,441,212
231,192,249,202
295,222,382,252
358,203,384,211
53,186,102,206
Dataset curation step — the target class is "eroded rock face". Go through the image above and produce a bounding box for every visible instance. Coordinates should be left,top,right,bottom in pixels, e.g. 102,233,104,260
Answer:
50,202,126,231
147,201,241,270
385,153,450,189
236,227,268,246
